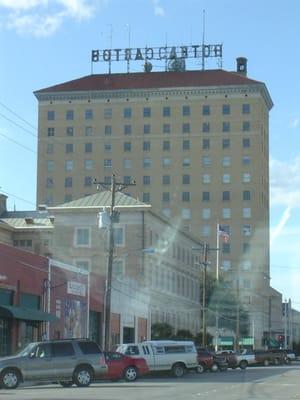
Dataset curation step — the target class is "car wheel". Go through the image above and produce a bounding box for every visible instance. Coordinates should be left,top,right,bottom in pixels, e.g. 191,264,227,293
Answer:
210,363,219,372
124,366,138,382
172,363,186,378
239,360,248,370
60,381,73,387
1,369,20,389
73,366,93,387
263,359,269,366
196,363,205,374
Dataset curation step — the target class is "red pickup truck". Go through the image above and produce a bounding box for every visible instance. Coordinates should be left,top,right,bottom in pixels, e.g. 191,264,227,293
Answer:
196,347,228,373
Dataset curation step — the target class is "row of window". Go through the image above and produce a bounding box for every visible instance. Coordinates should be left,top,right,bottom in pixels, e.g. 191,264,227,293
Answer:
46,156,253,171
52,138,252,154
47,120,252,137
142,190,252,201
160,207,252,221
46,104,251,121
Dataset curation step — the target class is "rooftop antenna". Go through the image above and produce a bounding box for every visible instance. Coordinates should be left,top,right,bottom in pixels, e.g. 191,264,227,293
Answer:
126,24,131,73
108,24,112,74
165,32,168,72
202,9,206,71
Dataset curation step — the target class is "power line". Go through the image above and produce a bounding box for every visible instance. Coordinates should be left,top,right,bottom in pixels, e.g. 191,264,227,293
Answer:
0,132,37,154
0,188,36,207
0,111,37,138
0,101,37,131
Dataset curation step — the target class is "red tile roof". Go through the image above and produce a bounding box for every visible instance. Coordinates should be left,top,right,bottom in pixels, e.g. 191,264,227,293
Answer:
35,70,262,94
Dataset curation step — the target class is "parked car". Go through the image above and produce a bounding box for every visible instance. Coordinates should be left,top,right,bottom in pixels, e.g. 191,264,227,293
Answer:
116,340,198,377
0,339,107,389
284,349,296,363
217,350,238,369
196,347,228,373
217,350,255,369
103,351,149,381
254,349,286,366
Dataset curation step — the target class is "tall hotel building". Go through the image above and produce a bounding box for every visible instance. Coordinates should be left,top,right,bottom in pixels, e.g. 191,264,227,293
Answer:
35,57,273,343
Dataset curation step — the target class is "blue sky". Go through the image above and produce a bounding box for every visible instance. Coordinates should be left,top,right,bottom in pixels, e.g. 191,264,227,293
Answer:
1,0,300,309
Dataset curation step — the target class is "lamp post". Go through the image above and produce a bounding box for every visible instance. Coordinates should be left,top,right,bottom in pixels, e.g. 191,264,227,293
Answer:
94,174,135,350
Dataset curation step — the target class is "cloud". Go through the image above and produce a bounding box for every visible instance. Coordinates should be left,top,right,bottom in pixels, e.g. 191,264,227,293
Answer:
152,0,165,17
291,118,300,128
270,206,291,245
0,0,96,37
270,156,300,208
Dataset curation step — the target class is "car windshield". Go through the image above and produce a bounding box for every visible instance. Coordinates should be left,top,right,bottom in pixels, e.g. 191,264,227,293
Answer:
15,343,37,357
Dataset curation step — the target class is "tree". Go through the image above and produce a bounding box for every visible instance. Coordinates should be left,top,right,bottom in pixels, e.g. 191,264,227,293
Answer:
175,329,194,340
151,322,173,339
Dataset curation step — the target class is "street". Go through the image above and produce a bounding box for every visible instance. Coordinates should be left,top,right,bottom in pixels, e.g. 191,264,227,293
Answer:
1,365,300,400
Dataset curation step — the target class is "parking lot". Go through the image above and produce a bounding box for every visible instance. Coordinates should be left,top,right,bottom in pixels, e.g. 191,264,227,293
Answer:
1,364,300,400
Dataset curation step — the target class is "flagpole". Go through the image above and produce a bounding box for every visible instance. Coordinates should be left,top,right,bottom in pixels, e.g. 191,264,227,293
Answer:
215,223,220,352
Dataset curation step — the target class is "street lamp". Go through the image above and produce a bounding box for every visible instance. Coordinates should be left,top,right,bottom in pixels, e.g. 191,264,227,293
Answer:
94,174,135,350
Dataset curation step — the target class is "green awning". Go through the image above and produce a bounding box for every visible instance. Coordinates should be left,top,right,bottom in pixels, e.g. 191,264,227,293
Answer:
0,305,58,322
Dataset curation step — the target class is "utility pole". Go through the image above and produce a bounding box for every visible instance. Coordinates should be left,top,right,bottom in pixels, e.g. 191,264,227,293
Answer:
94,174,135,350
235,273,240,352
202,243,208,347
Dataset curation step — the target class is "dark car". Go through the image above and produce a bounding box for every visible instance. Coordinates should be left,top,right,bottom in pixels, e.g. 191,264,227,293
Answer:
0,339,107,389
103,351,149,381
196,347,228,373
217,350,239,369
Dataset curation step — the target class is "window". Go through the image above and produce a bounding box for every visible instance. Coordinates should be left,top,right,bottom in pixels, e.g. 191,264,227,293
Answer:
143,192,150,203
52,342,75,357
202,105,210,115
202,191,210,201
222,104,230,115
243,208,251,218
182,158,190,167
85,109,93,120
65,177,72,188
84,176,92,187
143,158,151,168
163,140,170,151
201,225,211,237
162,158,171,167
143,176,151,185
222,138,230,149
182,123,190,134
222,156,231,167
243,242,251,254
161,208,171,218
222,208,231,219
124,108,132,118
123,142,131,152
104,125,112,135
243,279,251,289
182,140,190,150
162,192,170,202
144,124,151,134
242,173,251,183
113,260,125,278
222,260,231,271
181,192,190,201
66,110,74,120
242,224,251,236
104,108,112,119
222,191,230,201
243,138,250,148
243,190,251,200
202,138,210,149
222,122,230,132
182,174,190,184
202,156,211,166
163,106,171,117
65,160,73,171
222,174,231,183
222,243,231,254
123,176,132,185
242,156,251,165
85,143,92,153
162,175,170,185
75,227,90,247
143,141,151,151
202,122,210,133
46,144,54,154
104,176,111,184
242,121,250,131
47,127,55,136
85,126,93,136
182,208,191,220
182,105,190,116
66,127,73,136
202,174,211,184
84,159,93,170
47,110,55,120
47,160,54,172
104,143,112,152
123,159,132,169
114,227,124,245
202,208,211,219
163,124,170,134
66,143,73,153
241,260,252,271
242,103,250,114
104,159,112,168
78,341,101,354
46,177,53,188
143,107,151,117
124,125,132,135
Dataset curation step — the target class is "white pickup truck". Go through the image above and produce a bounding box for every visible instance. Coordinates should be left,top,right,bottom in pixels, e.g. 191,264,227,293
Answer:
116,340,198,377
236,349,256,368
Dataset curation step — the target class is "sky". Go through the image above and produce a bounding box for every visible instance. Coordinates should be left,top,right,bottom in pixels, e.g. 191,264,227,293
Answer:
0,0,300,310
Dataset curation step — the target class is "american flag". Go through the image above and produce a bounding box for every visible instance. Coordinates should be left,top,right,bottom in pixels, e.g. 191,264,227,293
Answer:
218,225,230,243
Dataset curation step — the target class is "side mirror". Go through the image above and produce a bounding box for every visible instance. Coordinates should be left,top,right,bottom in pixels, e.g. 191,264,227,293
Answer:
29,352,36,359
